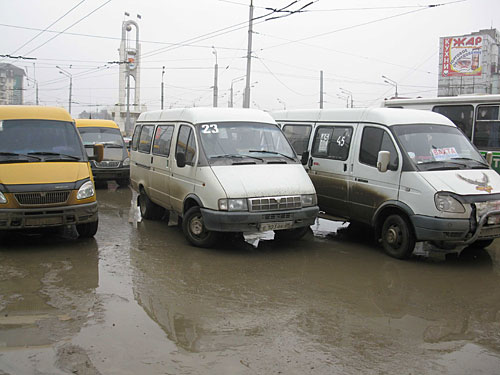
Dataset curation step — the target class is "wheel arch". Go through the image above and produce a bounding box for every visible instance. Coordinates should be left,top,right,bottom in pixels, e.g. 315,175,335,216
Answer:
183,194,203,216
373,201,415,240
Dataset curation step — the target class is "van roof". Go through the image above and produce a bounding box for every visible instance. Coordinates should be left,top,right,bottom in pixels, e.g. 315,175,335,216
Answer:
137,107,276,124
0,105,73,122
75,119,120,129
271,107,455,127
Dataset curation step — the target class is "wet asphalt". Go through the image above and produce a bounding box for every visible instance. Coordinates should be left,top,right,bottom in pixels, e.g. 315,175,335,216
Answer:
1,183,500,375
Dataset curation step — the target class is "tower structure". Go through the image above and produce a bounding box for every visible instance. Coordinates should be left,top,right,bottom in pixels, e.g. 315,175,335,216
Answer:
113,19,142,134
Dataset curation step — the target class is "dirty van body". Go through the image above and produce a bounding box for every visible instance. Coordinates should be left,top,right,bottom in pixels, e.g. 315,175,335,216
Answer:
130,108,319,247
273,108,500,259
75,119,130,187
0,106,103,238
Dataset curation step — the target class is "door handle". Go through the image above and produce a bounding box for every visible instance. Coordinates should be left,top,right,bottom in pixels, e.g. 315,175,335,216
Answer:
355,178,369,183
308,157,313,168
343,163,347,172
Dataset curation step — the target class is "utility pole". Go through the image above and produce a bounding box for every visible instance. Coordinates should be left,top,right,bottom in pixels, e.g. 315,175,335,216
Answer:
319,70,324,109
161,66,165,110
57,66,72,115
243,0,254,108
212,47,218,107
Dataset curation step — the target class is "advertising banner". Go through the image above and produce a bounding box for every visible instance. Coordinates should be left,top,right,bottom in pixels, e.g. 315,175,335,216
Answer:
442,35,483,77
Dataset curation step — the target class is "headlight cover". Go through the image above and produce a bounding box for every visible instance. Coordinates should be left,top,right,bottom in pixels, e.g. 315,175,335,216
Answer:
0,191,7,204
434,193,465,213
218,198,248,211
77,181,95,200
122,157,130,167
301,194,317,207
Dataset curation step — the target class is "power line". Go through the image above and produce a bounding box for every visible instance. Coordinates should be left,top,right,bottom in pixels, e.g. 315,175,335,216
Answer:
6,0,87,57
22,0,112,56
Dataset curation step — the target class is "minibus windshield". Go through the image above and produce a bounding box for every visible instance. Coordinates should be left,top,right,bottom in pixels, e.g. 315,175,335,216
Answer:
393,124,488,171
198,122,296,164
79,127,124,148
0,119,86,162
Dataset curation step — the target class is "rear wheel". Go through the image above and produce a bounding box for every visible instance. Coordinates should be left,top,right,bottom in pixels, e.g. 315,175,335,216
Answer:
76,220,98,238
274,226,310,241
381,214,415,259
138,190,164,220
182,206,219,247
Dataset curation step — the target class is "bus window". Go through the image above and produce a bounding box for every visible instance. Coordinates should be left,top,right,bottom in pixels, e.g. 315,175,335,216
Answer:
432,105,473,139
474,105,500,150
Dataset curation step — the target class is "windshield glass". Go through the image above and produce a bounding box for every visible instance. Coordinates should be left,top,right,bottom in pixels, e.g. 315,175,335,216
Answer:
78,127,124,147
0,119,86,162
392,124,487,171
198,122,296,164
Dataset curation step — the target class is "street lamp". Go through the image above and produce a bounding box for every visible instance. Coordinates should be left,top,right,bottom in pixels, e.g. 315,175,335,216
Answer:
56,65,72,114
277,98,286,110
337,94,349,108
382,75,398,98
339,87,353,108
229,76,245,107
161,66,165,110
212,46,218,107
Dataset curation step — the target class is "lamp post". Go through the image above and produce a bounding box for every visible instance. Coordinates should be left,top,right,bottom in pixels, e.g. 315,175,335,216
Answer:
161,66,165,110
212,46,218,107
337,94,349,108
340,88,353,108
229,76,245,108
277,98,286,110
56,65,72,114
382,75,398,98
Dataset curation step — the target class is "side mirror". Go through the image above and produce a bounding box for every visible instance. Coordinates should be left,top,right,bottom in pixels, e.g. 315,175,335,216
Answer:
176,152,186,168
486,151,493,166
90,144,104,163
301,151,309,166
377,150,390,173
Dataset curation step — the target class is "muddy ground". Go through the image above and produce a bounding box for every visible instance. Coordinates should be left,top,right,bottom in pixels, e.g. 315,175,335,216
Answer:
1,183,500,374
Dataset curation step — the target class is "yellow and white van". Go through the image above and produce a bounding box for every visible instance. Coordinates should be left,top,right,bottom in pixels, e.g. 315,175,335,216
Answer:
130,108,318,247
0,106,103,238
75,119,130,186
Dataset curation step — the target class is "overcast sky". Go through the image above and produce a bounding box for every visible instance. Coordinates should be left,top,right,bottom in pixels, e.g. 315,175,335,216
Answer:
1,0,500,115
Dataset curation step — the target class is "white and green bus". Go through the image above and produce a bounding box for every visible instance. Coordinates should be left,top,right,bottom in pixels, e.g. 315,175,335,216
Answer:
383,95,500,172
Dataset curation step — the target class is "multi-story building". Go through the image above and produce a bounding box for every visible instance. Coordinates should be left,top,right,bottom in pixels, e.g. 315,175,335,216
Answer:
0,63,25,105
438,28,500,97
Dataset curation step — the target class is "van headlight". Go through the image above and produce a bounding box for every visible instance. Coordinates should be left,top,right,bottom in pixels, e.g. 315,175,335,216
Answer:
122,157,130,167
434,193,465,213
0,191,7,204
218,198,248,211
301,194,317,207
77,181,95,200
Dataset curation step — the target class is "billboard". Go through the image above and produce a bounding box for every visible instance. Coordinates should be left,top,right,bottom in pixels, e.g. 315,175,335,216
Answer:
442,35,483,77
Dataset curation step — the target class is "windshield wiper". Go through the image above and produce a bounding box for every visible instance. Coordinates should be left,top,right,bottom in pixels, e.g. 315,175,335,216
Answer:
248,150,295,161
418,160,467,170
28,152,81,161
0,152,42,161
210,154,264,162
450,157,489,168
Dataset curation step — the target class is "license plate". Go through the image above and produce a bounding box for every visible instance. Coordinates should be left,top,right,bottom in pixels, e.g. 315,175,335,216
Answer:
259,221,293,231
25,217,63,226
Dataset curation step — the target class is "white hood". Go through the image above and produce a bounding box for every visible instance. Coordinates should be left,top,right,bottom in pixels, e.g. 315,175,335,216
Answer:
420,169,500,195
211,164,315,198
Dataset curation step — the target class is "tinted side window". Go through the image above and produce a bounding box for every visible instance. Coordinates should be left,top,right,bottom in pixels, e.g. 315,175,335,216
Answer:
131,125,141,151
360,127,398,170
282,124,312,155
176,125,197,165
153,125,174,156
473,105,500,149
138,125,155,153
432,105,473,139
311,126,352,161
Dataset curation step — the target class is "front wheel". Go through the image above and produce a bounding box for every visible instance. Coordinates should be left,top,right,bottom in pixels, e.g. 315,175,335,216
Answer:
381,214,415,259
76,220,98,238
182,207,219,247
274,226,310,241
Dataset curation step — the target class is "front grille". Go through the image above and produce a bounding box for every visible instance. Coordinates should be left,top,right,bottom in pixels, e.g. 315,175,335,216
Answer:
14,191,70,206
95,160,120,168
249,196,301,212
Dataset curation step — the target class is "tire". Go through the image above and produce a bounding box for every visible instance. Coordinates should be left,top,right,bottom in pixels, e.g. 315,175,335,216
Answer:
274,226,310,241
381,214,415,259
182,206,219,248
468,239,494,249
76,220,98,238
116,178,129,187
138,190,164,220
